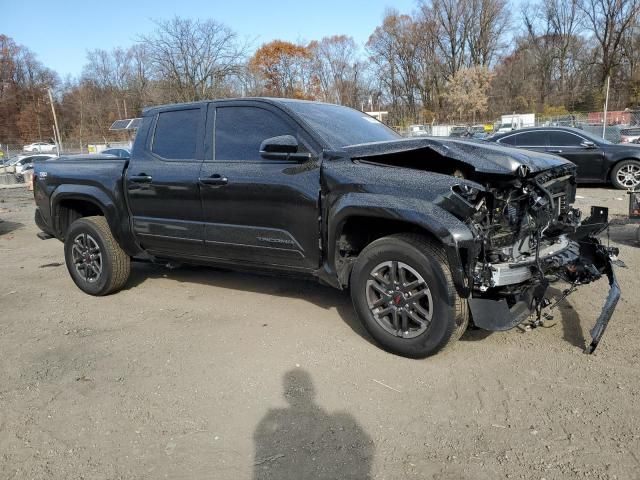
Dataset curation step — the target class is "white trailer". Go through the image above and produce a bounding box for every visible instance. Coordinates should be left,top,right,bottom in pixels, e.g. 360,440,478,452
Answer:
431,125,453,137
497,113,535,133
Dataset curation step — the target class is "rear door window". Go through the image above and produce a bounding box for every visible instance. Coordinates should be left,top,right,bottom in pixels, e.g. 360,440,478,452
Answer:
513,131,548,147
498,135,517,145
152,108,201,160
549,131,583,146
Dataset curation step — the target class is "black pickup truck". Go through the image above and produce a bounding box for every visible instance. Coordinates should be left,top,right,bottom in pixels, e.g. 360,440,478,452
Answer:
33,98,621,357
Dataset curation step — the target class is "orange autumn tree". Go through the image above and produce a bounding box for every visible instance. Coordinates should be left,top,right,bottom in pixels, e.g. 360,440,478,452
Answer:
249,40,314,98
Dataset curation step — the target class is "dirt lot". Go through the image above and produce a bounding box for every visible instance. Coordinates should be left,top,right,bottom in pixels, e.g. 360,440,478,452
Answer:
1,185,639,480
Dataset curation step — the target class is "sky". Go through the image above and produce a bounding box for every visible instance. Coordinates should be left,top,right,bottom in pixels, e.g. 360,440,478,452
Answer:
2,0,417,78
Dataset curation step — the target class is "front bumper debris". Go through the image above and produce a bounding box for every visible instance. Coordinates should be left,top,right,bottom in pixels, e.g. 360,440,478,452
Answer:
587,258,620,353
469,206,622,353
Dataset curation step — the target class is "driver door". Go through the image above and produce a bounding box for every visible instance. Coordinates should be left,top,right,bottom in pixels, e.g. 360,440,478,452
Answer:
199,101,322,270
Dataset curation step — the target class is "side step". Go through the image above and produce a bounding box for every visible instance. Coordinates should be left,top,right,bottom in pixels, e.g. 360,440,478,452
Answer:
37,231,54,240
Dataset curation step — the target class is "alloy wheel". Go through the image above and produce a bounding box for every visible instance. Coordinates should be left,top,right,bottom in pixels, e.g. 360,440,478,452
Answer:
365,260,433,338
71,233,103,283
616,164,640,188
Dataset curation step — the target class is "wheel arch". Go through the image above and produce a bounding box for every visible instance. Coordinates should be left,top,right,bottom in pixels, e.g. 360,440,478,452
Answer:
320,193,476,296
50,185,141,256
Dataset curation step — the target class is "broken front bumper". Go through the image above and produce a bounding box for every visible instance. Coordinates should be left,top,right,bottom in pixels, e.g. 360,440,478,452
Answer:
469,207,621,353
588,266,620,353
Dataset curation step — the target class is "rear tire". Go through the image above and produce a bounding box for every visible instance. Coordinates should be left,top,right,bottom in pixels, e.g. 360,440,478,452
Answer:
350,233,468,358
64,216,130,296
611,160,640,189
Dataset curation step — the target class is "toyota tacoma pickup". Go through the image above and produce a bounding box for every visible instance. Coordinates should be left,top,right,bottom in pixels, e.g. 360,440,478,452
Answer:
33,98,621,357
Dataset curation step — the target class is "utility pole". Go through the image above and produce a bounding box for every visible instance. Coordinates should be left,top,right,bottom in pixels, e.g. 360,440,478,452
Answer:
52,126,59,151
48,88,62,155
602,76,610,140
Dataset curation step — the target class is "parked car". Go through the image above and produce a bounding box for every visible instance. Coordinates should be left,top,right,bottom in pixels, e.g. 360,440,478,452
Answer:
487,126,640,189
101,148,131,158
463,125,489,140
3,153,30,166
406,125,429,137
23,142,57,153
33,99,620,357
448,126,468,137
14,154,56,174
495,123,516,133
620,127,640,144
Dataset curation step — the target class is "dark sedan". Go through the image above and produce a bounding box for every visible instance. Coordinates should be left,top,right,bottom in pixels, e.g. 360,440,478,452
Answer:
101,148,130,158
487,126,640,189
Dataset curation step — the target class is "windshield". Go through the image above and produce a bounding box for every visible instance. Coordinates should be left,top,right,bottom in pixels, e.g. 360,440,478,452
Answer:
576,128,613,145
283,102,400,148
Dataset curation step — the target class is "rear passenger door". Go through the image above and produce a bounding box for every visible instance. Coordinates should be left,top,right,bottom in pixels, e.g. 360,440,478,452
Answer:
199,102,322,269
126,106,206,257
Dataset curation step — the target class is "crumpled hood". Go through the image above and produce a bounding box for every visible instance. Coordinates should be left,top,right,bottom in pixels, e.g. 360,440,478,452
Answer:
342,137,573,175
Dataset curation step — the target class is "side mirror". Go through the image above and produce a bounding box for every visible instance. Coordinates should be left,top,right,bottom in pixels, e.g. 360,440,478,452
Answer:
581,140,596,149
260,135,311,161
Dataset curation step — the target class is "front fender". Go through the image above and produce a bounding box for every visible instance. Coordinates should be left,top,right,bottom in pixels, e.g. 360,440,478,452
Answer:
324,192,477,296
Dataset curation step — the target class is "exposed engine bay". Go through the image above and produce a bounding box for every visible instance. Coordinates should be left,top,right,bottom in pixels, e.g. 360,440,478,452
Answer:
452,164,621,353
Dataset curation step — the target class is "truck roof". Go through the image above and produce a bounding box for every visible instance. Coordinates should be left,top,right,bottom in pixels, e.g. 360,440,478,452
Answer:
142,97,333,116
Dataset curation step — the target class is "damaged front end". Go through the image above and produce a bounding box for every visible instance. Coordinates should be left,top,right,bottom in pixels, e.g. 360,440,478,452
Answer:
457,165,621,353
343,137,621,352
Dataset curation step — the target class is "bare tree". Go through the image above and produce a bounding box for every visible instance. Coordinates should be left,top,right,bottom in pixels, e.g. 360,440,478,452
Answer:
579,0,640,85
367,10,443,120
308,35,362,106
412,14,444,111
140,17,246,102
127,44,152,110
467,0,511,66
523,5,559,106
545,0,584,97
366,10,404,113
421,0,472,79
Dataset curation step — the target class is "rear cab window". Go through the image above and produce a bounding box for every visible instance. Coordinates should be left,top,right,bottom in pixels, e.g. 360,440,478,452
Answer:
152,108,202,160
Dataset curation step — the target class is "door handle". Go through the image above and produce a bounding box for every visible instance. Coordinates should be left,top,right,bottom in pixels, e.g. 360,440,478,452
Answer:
129,174,153,183
200,174,228,186
548,149,563,153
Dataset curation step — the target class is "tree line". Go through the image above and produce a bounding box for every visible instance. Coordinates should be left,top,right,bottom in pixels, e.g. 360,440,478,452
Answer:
1,0,640,149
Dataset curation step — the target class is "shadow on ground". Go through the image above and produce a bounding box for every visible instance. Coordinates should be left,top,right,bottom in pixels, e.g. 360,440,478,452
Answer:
606,224,640,248
253,369,374,479
125,262,593,351
547,286,586,350
0,219,23,236
461,285,587,350
125,262,375,346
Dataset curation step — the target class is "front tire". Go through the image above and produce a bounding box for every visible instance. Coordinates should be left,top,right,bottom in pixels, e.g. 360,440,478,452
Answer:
64,216,130,296
611,160,640,189
350,233,468,358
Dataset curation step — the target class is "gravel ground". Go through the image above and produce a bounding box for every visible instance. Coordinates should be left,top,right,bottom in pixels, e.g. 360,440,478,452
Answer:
1,186,639,480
